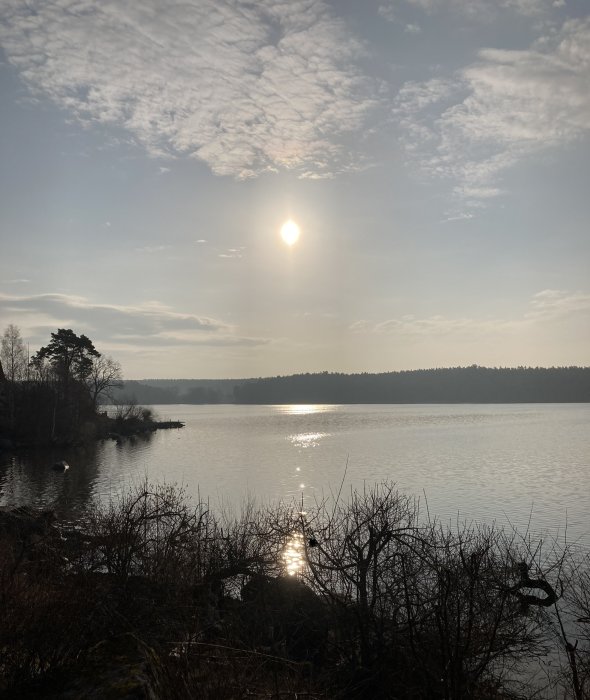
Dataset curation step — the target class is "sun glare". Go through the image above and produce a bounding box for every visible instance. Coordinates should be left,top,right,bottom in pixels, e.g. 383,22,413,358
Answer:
280,219,300,246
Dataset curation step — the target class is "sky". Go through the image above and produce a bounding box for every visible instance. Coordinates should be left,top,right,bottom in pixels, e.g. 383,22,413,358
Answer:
0,0,589,379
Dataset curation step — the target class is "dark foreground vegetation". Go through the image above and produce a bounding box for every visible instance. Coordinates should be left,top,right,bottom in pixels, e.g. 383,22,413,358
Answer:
1,482,588,699
0,326,183,448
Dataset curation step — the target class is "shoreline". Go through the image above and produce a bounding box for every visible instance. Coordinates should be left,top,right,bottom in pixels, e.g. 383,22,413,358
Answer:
0,418,185,452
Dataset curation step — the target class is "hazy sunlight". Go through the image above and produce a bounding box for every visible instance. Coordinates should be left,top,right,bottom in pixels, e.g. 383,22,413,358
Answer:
280,219,300,246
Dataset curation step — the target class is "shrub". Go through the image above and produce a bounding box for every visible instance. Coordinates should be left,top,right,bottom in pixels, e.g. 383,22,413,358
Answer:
1,482,589,699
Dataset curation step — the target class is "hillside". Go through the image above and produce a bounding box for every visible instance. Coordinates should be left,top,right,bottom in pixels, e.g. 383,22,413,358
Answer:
110,366,590,405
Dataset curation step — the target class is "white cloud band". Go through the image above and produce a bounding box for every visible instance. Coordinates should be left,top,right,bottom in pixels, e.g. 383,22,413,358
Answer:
0,292,268,348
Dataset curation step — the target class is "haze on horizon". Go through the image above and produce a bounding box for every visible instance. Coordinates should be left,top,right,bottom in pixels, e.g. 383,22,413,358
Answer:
1,0,589,380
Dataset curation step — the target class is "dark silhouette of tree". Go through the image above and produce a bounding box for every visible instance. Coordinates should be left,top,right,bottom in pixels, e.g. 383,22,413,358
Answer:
0,324,27,382
86,355,123,409
18,329,105,444
32,329,100,385
0,358,8,433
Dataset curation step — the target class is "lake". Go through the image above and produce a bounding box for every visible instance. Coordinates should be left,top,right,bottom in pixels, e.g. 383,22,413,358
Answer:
1,403,589,549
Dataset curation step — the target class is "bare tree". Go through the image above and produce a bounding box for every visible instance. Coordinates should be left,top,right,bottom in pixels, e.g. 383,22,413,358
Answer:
1,324,27,382
85,355,123,409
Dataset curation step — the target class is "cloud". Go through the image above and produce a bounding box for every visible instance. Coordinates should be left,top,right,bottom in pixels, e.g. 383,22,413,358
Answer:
0,292,274,353
218,247,245,259
404,23,422,34
350,290,590,337
0,0,379,179
527,289,590,319
442,211,474,222
0,292,223,335
404,0,437,8
105,333,270,348
394,18,590,201
378,4,396,22
372,315,519,337
404,0,558,16
0,294,272,361
1,278,30,285
500,0,553,14
393,78,457,115
348,320,371,332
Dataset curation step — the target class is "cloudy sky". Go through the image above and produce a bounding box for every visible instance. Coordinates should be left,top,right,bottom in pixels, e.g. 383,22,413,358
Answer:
1,0,588,379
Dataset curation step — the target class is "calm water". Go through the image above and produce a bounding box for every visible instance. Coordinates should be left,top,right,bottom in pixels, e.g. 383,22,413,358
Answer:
1,403,589,548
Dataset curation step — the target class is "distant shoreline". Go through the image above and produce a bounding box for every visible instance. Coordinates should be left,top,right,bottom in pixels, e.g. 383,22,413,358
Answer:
108,366,590,406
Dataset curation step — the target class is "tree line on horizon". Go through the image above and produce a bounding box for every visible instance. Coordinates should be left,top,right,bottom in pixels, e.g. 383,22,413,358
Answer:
112,365,590,405
232,366,590,404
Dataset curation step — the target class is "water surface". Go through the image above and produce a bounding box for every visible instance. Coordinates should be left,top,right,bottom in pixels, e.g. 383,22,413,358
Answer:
1,403,588,548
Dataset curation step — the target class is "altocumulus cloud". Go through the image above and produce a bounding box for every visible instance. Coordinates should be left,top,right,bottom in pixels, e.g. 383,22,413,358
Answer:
0,0,378,178
0,293,269,348
394,18,590,203
527,289,590,320
401,0,559,17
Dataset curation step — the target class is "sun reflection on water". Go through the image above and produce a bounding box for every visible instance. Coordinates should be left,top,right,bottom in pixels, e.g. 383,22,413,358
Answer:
276,404,335,415
289,432,329,448
282,532,305,576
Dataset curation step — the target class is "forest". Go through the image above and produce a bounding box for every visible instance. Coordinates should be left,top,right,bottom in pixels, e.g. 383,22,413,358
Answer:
111,366,590,406
232,366,590,404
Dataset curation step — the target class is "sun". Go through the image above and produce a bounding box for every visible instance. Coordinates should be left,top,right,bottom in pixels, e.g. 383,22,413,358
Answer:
280,219,300,246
